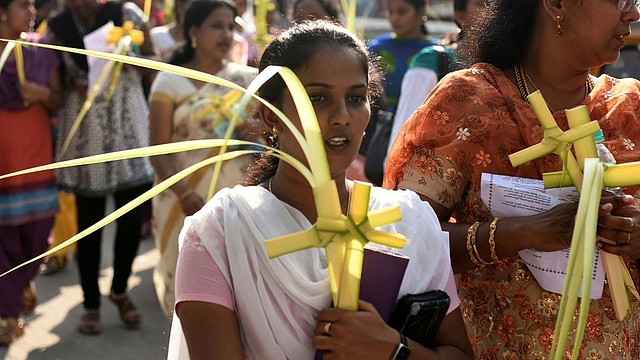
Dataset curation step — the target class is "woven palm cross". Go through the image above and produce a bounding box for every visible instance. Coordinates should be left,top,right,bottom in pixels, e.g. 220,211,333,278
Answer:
264,181,407,310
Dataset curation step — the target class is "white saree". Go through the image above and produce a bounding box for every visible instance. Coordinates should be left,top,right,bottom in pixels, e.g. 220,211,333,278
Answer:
168,184,452,359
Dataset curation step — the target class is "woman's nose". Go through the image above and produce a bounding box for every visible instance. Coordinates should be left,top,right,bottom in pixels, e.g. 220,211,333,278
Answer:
329,101,350,125
628,5,640,22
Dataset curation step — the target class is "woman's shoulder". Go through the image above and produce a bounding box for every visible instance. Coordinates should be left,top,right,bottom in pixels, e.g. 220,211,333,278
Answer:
22,32,60,68
424,62,516,105
598,74,640,94
191,185,273,227
221,61,258,85
203,185,264,208
151,71,192,91
441,63,506,85
224,61,258,75
190,186,239,223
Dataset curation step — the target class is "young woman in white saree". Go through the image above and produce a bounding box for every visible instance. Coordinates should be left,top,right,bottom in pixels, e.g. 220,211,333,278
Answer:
148,0,259,319
168,20,474,360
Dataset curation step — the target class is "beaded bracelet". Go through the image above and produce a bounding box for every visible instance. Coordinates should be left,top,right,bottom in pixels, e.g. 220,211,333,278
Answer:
178,188,194,201
466,222,483,267
488,217,501,263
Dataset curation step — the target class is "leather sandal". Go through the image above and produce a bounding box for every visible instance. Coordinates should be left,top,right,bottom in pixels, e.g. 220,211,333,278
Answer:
109,292,141,326
21,281,37,316
0,317,25,345
39,256,66,275
77,309,101,335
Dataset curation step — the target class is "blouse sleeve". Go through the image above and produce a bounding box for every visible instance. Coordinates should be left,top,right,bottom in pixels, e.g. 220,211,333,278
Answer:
397,152,467,212
174,224,235,312
148,72,177,105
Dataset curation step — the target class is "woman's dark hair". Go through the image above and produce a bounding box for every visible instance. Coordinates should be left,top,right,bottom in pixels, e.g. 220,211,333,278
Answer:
168,0,237,65
453,0,467,12
0,0,12,8
292,0,342,23
458,0,538,68
241,20,383,185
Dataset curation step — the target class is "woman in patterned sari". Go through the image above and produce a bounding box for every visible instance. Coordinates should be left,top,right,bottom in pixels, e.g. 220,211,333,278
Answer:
148,0,257,320
385,0,640,358
48,0,156,335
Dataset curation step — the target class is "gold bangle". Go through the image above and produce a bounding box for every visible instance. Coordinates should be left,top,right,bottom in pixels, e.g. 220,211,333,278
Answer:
178,188,194,201
471,222,491,266
488,217,501,263
466,222,483,267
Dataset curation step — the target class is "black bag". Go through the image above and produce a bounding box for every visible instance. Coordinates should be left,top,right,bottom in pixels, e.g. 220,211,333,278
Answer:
388,290,451,348
363,46,451,186
363,109,394,186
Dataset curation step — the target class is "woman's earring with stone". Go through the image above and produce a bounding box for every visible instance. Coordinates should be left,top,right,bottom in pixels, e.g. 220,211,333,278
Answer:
0,14,6,21
191,37,197,48
555,15,562,35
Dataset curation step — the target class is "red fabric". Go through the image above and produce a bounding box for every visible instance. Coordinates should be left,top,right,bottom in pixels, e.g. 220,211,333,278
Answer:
0,104,54,189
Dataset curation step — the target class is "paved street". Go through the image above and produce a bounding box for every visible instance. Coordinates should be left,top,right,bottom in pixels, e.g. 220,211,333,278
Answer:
1,221,171,360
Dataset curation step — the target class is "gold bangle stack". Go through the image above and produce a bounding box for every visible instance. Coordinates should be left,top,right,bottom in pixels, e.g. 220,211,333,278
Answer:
488,217,501,263
466,222,484,267
466,218,502,268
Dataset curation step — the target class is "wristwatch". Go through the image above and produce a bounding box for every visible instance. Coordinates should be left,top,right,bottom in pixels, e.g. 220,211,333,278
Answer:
389,333,412,360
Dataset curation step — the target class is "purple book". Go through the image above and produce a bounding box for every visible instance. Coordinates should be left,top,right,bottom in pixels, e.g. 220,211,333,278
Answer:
359,247,410,322
315,247,409,359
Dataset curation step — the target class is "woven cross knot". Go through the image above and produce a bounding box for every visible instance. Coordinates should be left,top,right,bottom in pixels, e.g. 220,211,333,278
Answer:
107,21,144,46
264,181,407,310
191,90,243,129
265,182,405,256
509,92,601,191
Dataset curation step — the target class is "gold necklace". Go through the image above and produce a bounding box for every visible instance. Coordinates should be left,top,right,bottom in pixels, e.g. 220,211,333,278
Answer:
513,62,531,100
513,63,594,113
268,177,273,192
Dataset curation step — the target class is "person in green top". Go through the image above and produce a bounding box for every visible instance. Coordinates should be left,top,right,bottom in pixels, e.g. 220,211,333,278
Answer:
352,0,435,184
367,0,435,113
386,0,489,161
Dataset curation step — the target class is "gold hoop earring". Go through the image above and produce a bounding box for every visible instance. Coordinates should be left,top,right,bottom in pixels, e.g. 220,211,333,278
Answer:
556,15,562,35
191,37,197,48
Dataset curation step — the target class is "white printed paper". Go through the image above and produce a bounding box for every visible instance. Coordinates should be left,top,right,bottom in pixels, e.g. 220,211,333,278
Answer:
83,21,115,97
480,173,605,299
